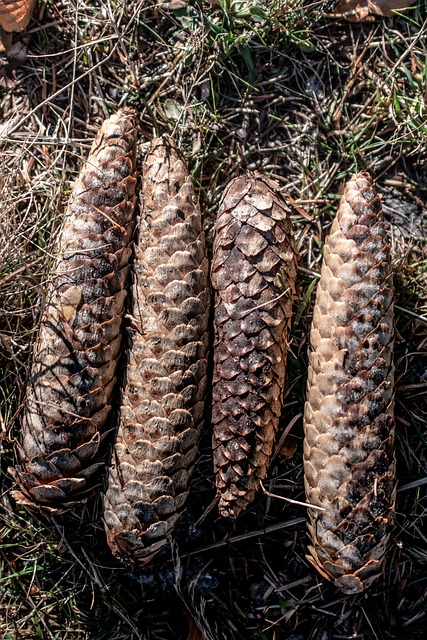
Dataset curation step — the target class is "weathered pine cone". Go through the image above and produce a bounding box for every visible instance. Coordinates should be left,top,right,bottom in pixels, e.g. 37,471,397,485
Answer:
303,172,395,594
211,174,297,518
103,135,210,565
11,109,137,511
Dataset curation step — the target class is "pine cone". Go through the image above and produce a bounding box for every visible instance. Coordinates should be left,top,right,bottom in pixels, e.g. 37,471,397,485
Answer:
11,109,137,511
303,172,395,594
211,174,297,518
103,135,210,565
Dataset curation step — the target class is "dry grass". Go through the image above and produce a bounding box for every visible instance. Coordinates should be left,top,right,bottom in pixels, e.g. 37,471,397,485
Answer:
1,1,426,638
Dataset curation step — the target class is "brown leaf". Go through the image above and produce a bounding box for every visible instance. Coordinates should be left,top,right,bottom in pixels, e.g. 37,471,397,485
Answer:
331,0,416,22
185,612,205,640
278,435,297,460
0,37,27,83
0,27,11,51
0,0,36,33
169,0,188,9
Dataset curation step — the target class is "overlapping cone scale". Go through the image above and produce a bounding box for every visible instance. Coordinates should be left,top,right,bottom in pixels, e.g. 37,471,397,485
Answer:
211,173,297,518
303,171,395,594
11,108,138,511
103,135,210,565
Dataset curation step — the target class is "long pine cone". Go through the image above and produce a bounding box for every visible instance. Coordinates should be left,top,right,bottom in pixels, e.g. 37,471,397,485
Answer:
11,109,137,510
103,136,210,565
211,174,297,518
303,172,395,594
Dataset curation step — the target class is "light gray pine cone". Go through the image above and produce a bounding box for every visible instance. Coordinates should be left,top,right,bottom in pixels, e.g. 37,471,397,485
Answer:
211,174,297,518
303,171,395,594
103,135,210,565
11,109,137,511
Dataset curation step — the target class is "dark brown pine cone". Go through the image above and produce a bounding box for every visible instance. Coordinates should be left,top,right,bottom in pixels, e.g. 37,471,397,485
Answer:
11,108,137,511
303,171,395,594
211,173,297,518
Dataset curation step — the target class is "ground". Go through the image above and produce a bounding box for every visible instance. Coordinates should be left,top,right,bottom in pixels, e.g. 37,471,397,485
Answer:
0,1,426,639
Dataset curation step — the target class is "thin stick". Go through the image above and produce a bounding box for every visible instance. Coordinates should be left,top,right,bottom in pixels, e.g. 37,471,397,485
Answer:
185,517,307,556
260,482,326,512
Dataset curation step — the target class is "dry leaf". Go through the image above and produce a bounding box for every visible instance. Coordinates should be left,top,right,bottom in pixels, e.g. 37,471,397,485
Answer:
0,29,10,51
185,612,206,640
0,0,36,33
0,37,27,84
278,435,297,460
0,0,35,53
57,285,82,322
332,0,416,22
